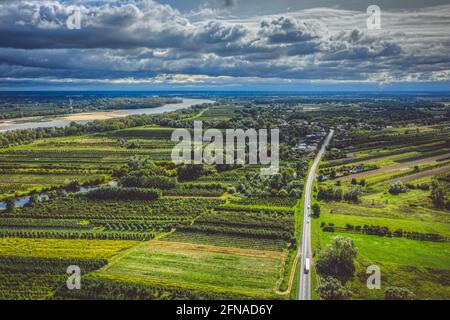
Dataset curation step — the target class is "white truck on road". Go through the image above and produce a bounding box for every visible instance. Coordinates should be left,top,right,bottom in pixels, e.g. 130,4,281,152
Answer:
304,258,310,274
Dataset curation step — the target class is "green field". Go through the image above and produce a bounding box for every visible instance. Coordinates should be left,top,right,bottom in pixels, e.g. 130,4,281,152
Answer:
0,98,448,300
316,232,450,299
96,240,284,299
0,238,138,259
313,123,450,300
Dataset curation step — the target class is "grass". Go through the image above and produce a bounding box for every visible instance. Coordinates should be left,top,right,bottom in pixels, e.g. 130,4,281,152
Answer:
314,126,450,300
197,106,235,121
0,238,139,259
318,212,450,236
321,190,449,223
317,232,450,299
349,261,450,300
97,240,285,299
320,232,450,269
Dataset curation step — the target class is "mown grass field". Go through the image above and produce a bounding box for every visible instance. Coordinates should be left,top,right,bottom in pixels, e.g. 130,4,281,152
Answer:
97,240,285,299
316,232,450,299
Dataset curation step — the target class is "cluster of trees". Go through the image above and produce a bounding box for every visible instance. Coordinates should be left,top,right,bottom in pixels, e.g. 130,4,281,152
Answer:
177,164,215,181
0,229,153,241
0,256,107,274
317,185,363,203
316,236,358,300
86,187,161,201
115,156,234,185
195,212,293,233
216,205,293,216
232,196,298,207
17,196,219,220
176,224,293,241
114,156,173,177
164,183,226,197
236,160,308,198
430,180,449,209
0,96,182,120
54,276,245,300
120,175,177,189
321,223,447,242
388,181,409,195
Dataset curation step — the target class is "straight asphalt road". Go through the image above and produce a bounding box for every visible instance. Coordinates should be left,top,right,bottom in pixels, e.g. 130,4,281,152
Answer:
298,129,334,300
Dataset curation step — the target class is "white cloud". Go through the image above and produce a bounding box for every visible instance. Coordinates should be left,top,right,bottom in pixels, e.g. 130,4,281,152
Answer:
0,1,449,85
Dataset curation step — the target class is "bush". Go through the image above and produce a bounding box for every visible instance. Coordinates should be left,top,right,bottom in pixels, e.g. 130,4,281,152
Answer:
311,203,320,217
227,186,236,194
388,181,408,195
317,276,352,300
66,180,80,192
5,197,15,213
385,287,415,300
430,180,448,209
343,185,363,202
177,164,213,181
289,188,302,197
317,186,343,201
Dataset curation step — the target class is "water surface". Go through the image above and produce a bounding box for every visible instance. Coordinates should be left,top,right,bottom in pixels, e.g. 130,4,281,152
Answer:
0,98,212,132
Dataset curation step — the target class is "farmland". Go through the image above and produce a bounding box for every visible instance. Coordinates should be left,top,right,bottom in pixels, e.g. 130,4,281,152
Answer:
0,101,306,300
312,122,450,300
94,240,284,299
0,93,449,300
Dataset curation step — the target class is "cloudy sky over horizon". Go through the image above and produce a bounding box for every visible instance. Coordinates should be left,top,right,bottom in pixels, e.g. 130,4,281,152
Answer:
0,0,450,91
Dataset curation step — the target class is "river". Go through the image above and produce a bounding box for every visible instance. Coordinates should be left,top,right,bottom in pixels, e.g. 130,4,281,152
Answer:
0,182,118,211
0,98,213,132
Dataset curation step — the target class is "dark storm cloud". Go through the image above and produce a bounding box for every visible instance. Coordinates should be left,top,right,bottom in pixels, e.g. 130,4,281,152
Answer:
259,16,318,43
0,0,449,85
222,0,237,8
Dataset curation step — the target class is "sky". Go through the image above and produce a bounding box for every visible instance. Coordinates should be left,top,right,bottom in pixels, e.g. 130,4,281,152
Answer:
0,0,450,91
